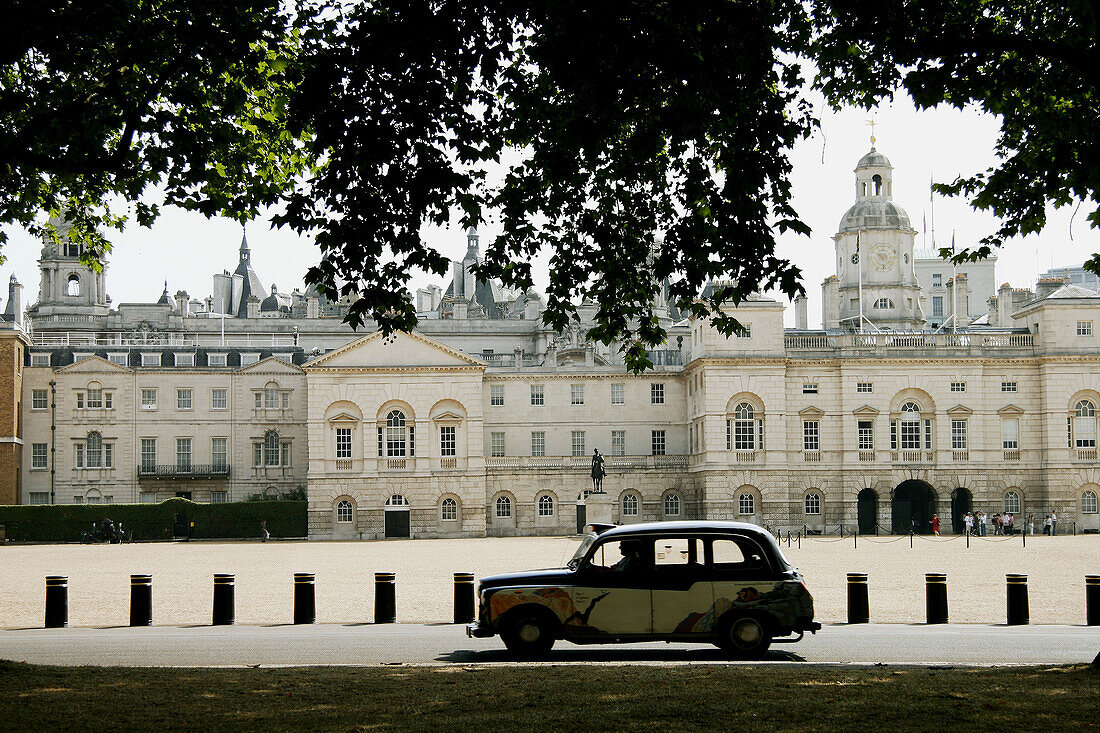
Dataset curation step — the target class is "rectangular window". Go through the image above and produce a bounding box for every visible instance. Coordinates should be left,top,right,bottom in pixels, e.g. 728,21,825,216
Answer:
140,438,156,472
571,430,586,457
900,418,921,450
141,389,157,410
932,296,944,317
211,388,227,410
1078,321,1093,336
439,426,456,457
31,389,48,410
651,383,665,405
74,443,84,468
611,430,626,456
530,431,545,457
254,443,263,468
208,353,228,367
490,384,504,406
611,383,624,405
803,421,819,451
736,324,752,338
336,427,353,458
104,392,112,409
31,443,48,469
86,388,103,408
932,273,942,288
141,353,161,367
530,384,544,406
264,388,279,409
571,384,585,405
176,438,192,471
76,392,84,409
1001,381,1017,393
103,443,113,468
240,353,260,366
211,438,227,469
30,353,51,367
1002,418,1019,450
856,382,873,393
108,353,128,366
951,420,968,450
282,392,290,410
651,430,666,456
175,353,195,367
210,491,227,504
490,432,505,457
176,388,192,410
140,492,157,504
281,442,291,467
857,421,874,451
950,381,966,392
802,383,818,394
29,492,50,504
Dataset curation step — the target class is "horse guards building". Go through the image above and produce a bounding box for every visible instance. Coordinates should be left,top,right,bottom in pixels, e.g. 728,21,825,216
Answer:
1,147,1098,538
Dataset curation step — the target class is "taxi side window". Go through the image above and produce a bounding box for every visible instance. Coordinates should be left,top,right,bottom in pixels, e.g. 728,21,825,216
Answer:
588,539,630,571
654,538,703,568
709,538,767,576
711,539,747,567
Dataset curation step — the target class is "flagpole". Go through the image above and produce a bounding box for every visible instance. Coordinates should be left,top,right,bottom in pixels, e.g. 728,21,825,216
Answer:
951,231,957,333
930,173,936,251
857,232,863,333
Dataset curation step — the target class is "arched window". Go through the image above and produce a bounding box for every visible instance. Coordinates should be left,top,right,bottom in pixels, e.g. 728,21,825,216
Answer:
440,497,458,521
385,410,408,457
495,495,512,518
264,385,279,409
621,493,639,517
664,493,681,517
1003,491,1021,514
538,494,555,517
1073,400,1097,448
264,430,281,467
386,494,409,507
1082,490,1098,514
728,402,759,451
66,274,80,296
738,492,755,515
872,174,883,195
873,298,894,309
336,500,353,523
86,431,103,468
804,492,822,515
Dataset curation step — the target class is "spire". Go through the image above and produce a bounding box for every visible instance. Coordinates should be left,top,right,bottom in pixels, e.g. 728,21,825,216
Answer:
239,227,251,263
157,280,171,305
465,227,479,260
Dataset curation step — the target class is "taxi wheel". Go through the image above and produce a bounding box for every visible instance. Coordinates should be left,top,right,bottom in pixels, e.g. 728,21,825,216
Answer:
717,614,772,659
501,612,555,658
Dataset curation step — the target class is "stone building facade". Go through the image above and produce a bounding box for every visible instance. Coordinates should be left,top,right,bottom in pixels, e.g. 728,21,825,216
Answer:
3,146,1099,537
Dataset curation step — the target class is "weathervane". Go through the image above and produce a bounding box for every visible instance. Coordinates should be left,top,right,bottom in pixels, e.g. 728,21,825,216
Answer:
866,117,877,148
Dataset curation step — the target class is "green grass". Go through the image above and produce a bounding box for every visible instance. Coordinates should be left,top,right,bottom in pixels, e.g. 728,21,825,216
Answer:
0,661,1095,732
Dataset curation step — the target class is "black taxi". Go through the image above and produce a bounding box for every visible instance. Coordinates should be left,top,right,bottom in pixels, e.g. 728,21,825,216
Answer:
467,521,820,657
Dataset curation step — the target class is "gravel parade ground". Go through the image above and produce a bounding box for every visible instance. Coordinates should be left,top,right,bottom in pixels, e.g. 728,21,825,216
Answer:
1,534,1096,628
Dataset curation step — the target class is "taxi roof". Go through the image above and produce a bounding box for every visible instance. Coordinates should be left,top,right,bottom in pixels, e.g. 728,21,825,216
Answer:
594,520,776,541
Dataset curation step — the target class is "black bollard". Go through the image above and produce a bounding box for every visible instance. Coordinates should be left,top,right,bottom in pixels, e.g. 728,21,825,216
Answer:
847,572,869,624
1006,573,1029,625
925,572,949,624
294,573,316,625
212,573,235,626
44,575,68,628
129,574,152,627
1086,575,1100,626
454,572,475,624
375,572,396,624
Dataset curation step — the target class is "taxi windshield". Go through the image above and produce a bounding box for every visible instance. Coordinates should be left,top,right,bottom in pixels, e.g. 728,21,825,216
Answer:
567,533,597,570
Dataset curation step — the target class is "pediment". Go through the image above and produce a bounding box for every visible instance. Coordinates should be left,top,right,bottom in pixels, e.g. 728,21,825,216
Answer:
326,411,361,424
305,330,486,369
851,404,880,416
946,404,973,417
56,355,132,373
998,404,1025,416
798,405,825,417
432,410,465,422
236,356,304,374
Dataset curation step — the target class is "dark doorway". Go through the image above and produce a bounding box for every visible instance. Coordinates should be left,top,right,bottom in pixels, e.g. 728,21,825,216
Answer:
384,509,410,538
857,489,878,534
951,488,972,534
576,502,587,535
173,512,189,538
892,480,936,534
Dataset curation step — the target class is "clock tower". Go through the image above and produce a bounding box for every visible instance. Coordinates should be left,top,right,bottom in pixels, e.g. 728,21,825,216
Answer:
828,147,924,330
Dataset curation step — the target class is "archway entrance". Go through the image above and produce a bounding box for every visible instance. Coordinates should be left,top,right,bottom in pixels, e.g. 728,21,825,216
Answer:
857,489,878,534
892,480,936,534
384,494,411,538
951,488,973,535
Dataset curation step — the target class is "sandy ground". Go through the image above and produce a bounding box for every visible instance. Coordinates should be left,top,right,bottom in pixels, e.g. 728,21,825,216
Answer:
0,534,1096,629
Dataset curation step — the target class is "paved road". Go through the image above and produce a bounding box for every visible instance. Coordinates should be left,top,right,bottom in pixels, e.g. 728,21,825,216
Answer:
1,623,1096,667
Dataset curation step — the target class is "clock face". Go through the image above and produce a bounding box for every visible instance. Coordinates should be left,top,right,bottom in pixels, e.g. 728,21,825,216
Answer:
871,244,896,272
850,253,859,264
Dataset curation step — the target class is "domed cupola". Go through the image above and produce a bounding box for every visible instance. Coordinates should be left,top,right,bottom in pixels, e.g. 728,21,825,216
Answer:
260,283,281,312
838,147,913,234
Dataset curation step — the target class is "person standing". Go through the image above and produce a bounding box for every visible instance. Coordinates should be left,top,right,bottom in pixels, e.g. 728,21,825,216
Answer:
261,520,270,543
930,514,941,536
1050,511,1057,536
1027,513,1035,535
1043,515,1052,535
981,511,990,537
964,512,974,536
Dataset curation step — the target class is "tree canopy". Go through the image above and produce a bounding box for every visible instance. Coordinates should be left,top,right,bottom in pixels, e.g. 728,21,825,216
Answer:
2,1,1096,370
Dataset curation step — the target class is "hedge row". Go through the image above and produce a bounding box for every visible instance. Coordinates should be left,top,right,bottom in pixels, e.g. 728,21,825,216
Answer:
0,498,307,542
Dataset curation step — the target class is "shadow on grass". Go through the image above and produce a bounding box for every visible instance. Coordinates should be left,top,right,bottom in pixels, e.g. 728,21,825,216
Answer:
436,646,806,663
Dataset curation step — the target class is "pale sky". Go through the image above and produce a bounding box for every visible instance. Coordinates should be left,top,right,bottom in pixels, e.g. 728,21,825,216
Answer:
2,94,1096,329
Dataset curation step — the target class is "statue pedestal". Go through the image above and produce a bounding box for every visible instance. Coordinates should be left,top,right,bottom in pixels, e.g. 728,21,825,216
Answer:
585,491,614,527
